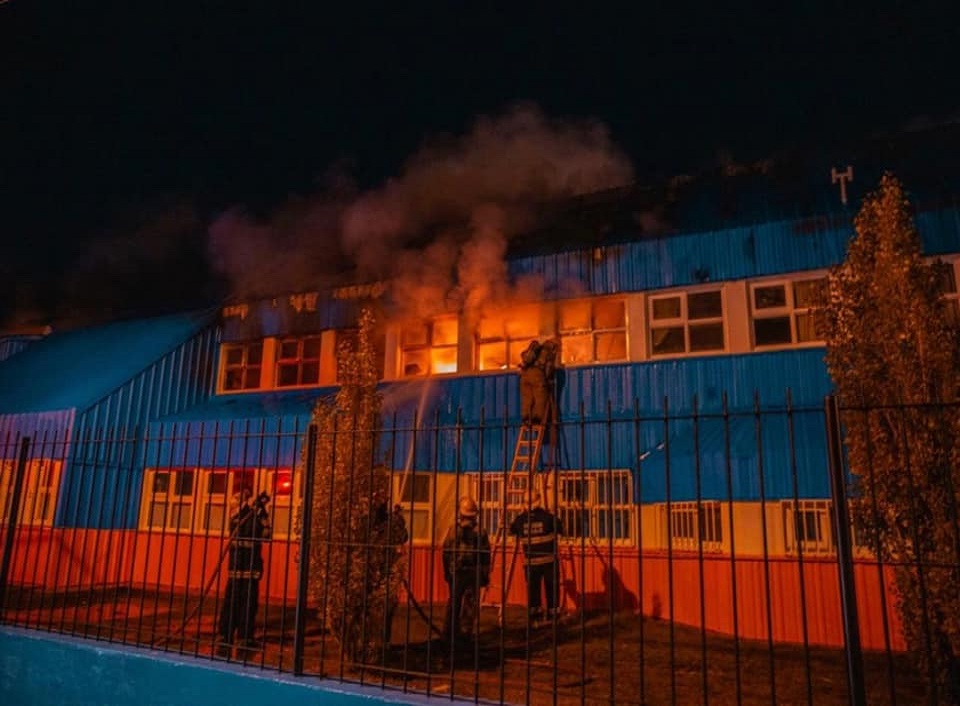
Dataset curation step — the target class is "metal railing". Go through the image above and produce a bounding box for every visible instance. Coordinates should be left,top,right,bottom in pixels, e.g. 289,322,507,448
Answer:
2,393,956,705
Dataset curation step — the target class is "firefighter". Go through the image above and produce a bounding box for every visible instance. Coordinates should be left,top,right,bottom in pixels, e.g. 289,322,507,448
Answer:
509,490,562,626
519,338,559,425
217,486,271,659
441,496,491,648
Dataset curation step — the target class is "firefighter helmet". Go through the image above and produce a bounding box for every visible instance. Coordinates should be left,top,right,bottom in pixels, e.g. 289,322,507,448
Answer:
458,496,478,518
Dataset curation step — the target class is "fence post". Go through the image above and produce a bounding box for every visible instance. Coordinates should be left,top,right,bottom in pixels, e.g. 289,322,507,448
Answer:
293,424,318,676
824,395,867,706
0,437,31,617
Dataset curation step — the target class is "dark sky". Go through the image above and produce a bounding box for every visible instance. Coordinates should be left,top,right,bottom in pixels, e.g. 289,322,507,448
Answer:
3,2,960,327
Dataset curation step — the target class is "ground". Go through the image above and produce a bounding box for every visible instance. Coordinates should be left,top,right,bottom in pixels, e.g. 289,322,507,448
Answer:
2,586,927,705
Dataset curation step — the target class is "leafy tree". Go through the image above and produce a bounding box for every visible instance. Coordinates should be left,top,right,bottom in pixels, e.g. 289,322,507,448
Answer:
301,308,406,662
822,173,960,702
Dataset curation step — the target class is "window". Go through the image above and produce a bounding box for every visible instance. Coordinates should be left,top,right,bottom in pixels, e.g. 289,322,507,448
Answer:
750,278,826,348
649,290,724,356
783,500,834,554
476,305,539,371
467,470,635,546
660,501,722,551
558,298,628,364
221,341,263,391
394,473,434,542
0,459,62,526
399,316,458,377
141,467,295,538
276,336,321,387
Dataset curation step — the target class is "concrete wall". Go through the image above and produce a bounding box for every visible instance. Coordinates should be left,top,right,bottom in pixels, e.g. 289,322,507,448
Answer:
0,627,441,706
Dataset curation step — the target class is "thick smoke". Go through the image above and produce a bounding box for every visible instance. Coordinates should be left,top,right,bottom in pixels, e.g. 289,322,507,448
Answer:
209,103,634,317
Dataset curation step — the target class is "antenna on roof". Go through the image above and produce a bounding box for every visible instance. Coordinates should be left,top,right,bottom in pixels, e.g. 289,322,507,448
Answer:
831,165,854,206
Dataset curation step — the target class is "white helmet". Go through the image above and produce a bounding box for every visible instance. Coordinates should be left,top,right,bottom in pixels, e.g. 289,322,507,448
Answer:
458,496,478,518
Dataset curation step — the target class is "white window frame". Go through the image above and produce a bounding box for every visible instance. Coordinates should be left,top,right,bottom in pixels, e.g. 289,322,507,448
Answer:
275,335,322,388
141,467,295,538
466,470,636,547
0,459,62,527
475,305,540,371
783,500,835,555
393,472,435,544
648,288,725,357
935,259,959,326
659,501,723,552
220,341,264,392
399,316,459,377
557,297,628,365
749,276,827,349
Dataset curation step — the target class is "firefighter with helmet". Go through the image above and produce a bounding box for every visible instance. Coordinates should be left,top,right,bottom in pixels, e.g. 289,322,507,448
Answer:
441,496,491,647
509,489,562,625
217,485,271,658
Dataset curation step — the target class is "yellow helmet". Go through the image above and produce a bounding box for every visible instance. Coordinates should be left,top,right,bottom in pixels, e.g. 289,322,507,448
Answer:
458,496,478,518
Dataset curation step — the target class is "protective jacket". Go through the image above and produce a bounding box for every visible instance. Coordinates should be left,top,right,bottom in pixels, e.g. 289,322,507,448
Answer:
509,507,562,566
227,503,271,579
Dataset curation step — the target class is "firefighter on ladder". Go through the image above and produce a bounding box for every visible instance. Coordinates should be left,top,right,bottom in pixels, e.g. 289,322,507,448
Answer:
519,338,559,425
509,490,562,627
217,486,271,658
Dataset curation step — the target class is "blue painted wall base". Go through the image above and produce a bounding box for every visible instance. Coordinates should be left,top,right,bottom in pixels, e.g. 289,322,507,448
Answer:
0,627,444,706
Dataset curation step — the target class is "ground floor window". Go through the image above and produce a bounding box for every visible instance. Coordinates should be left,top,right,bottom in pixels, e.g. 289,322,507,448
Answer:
659,501,723,552
0,459,61,526
140,467,295,538
466,470,635,546
783,500,834,555
393,472,435,543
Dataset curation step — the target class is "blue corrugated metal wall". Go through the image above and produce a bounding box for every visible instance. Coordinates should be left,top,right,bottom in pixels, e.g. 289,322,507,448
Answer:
61,325,220,528
0,338,36,363
0,410,75,461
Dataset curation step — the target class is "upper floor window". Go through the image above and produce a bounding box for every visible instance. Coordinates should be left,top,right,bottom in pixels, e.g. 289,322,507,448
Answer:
750,278,826,348
276,336,321,387
649,290,724,356
400,316,458,377
558,298,628,365
476,305,539,371
222,341,263,391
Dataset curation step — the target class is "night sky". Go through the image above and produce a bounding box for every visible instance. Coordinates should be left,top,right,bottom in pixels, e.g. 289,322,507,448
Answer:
3,2,960,328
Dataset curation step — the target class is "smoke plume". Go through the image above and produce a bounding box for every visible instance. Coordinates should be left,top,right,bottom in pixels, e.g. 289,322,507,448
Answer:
209,102,634,318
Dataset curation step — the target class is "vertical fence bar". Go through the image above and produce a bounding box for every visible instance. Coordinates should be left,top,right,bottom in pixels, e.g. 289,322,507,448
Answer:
0,436,31,617
824,395,866,706
293,423,317,676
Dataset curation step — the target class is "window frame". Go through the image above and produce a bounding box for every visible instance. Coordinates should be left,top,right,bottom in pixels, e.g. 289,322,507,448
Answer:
398,316,459,377
475,305,540,372
749,275,827,350
393,472,435,544
648,288,726,357
0,459,62,527
220,340,265,392
659,500,723,552
275,335,322,388
557,297,628,365
783,499,835,555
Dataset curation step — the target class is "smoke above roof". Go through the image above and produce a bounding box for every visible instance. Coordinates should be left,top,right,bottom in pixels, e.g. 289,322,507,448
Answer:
208,103,634,318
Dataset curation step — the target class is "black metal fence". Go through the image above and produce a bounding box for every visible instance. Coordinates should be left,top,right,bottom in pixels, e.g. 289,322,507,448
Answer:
1,396,957,705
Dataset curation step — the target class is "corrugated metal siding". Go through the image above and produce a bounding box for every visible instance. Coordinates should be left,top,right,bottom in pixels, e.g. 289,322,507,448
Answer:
0,338,36,363
61,325,220,528
0,410,75,460
222,295,378,342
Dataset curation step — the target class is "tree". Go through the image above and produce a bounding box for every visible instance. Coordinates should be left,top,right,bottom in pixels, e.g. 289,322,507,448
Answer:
822,173,960,703
301,308,406,662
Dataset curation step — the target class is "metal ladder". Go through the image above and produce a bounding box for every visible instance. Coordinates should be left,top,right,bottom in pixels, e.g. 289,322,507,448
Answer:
482,418,548,623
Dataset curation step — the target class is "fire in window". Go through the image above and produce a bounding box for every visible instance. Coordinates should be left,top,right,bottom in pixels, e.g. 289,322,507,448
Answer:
276,336,321,387
222,341,263,391
476,305,539,371
400,316,458,377
558,298,627,364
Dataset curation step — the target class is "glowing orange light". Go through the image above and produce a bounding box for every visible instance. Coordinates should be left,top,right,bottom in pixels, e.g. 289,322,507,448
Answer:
275,471,293,496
